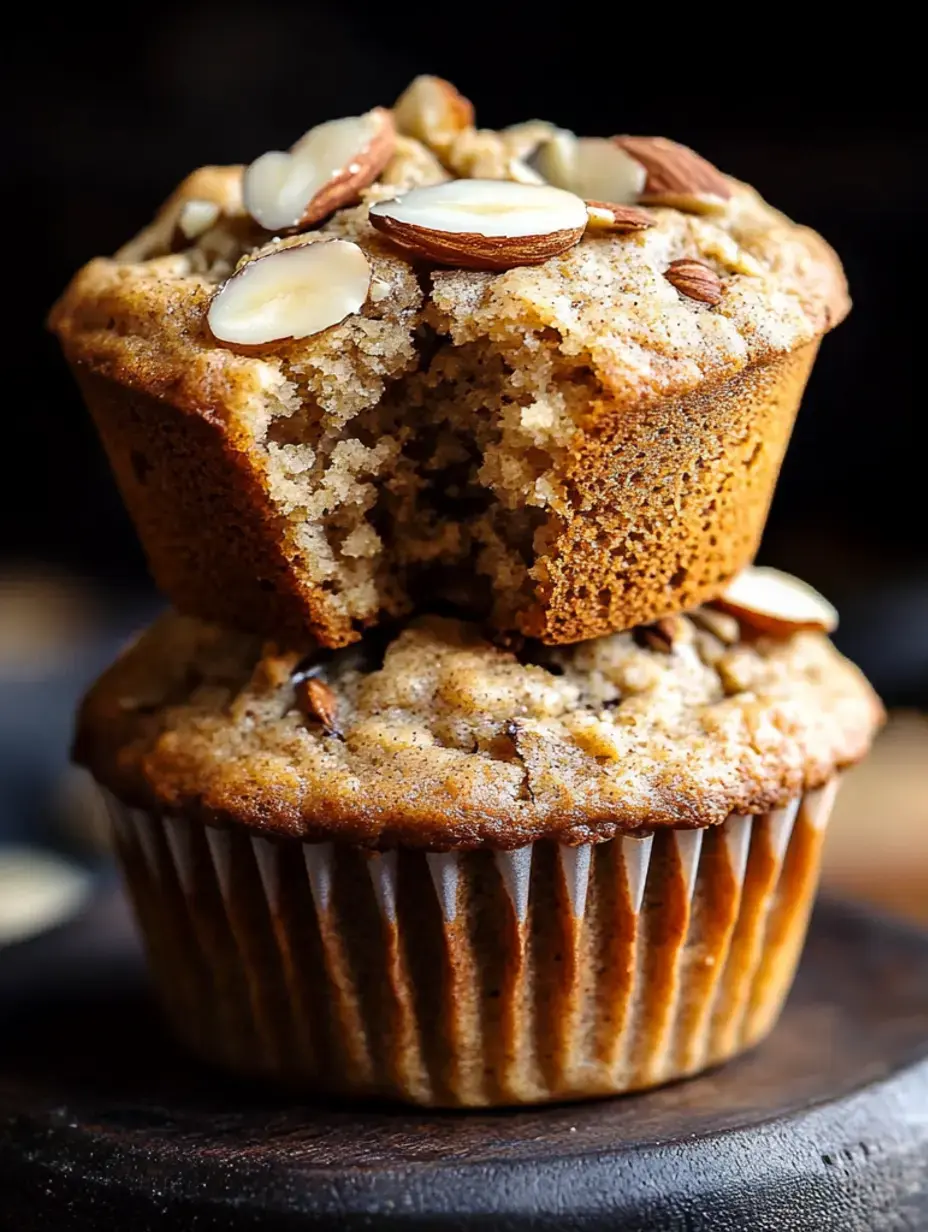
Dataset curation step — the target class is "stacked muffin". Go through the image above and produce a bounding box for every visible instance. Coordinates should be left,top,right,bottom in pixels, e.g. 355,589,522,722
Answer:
52,77,883,1106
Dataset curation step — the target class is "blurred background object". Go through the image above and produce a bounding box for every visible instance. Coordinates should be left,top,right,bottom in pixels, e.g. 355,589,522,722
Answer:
0,846,92,947
825,713,928,922
1,5,924,940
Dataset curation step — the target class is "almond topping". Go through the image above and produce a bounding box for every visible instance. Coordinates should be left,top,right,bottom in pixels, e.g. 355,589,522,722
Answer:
296,677,341,734
177,199,221,240
368,179,587,270
690,607,741,646
244,108,395,233
713,567,838,636
533,131,646,203
634,615,684,653
502,120,558,162
585,200,654,232
393,75,474,155
207,239,371,346
664,258,723,305
614,136,731,213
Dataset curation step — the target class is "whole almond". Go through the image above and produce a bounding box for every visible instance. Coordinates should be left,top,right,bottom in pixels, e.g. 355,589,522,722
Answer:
244,108,396,233
614,136,731,213
369,179,587,270
585,201,655,232
664,258,723,305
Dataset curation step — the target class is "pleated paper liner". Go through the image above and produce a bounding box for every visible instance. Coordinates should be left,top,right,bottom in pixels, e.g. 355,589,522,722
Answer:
104,781,838,1108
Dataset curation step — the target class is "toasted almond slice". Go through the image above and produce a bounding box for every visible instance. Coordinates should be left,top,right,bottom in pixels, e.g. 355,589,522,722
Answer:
393,75,474,155
244,108,395,233
634,615,685,653
368,179,587,270
614,135,731,213
507,157,546,185
533,131,646,203
713,567,838,635
690,607,741,646
207,239,371,346
297,677,341,734
585,200,654,232
177,198,221,240
502,119,558,162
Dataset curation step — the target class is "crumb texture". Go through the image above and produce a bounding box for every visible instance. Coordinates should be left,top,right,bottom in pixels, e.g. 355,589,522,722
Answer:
51,129,850,646
76,610,883,848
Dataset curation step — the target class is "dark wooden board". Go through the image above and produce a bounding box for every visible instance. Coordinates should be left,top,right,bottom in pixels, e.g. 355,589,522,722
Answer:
0,890,926,1231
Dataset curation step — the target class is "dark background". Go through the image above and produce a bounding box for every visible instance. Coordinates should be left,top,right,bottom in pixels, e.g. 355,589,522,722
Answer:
7,9,925,703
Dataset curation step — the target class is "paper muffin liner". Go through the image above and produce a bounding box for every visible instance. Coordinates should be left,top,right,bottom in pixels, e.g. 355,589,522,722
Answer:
103,782,838,1107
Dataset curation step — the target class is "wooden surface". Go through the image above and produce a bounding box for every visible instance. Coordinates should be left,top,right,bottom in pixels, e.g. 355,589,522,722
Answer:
0,890,926,1231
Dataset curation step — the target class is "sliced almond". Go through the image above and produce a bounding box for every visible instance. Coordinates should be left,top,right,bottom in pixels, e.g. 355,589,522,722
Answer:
444,127,543,184
713,567,839,635
177,198,221,240
207,239,371,346
502,119,558,162
506,157,546,185
690,607,741,646
393,75,474,155
533,131,646,203
585,200,654,232
634,615,684,653
664,258,723,305
368,179,587,270
244,108,395,233
296,677,341,734
614,136,731,213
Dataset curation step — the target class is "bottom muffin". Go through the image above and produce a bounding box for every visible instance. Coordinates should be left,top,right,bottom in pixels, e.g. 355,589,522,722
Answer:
75,598,883,1106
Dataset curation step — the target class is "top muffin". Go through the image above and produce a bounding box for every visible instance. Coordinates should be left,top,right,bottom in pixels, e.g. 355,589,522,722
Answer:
51,77,849,648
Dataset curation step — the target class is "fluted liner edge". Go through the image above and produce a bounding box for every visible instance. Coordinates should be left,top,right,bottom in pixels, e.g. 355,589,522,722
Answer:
104,781,838,1107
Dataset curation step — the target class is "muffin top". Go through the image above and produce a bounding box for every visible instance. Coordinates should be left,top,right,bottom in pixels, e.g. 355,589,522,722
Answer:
51,90,848,425
76,599,882,849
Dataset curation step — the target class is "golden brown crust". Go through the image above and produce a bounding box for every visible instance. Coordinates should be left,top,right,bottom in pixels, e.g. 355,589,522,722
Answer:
75,609,883,849
51,144,850,648
70,369,357,648
515,343,818,642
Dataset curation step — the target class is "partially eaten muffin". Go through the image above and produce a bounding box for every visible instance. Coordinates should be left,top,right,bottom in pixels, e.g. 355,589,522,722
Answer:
51,79,849,647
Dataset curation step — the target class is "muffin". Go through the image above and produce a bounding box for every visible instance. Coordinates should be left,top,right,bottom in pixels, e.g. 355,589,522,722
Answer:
50,78,849,648
74,577,882,1106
